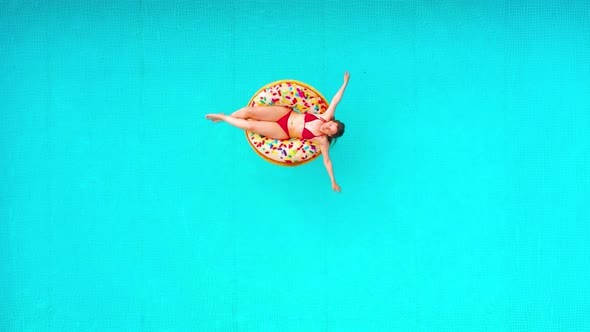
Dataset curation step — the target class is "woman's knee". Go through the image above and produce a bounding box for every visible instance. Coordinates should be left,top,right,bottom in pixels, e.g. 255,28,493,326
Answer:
232,107,252,119
243,107,256,117
242,120,255,131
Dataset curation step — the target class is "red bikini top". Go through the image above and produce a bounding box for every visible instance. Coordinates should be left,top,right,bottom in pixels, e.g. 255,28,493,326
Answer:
301,113,327,139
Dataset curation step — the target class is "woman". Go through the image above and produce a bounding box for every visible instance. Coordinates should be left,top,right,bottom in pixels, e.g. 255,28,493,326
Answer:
206,72,349,192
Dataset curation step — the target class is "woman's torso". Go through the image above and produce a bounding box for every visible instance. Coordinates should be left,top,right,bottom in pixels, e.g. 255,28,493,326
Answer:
287,111,326,139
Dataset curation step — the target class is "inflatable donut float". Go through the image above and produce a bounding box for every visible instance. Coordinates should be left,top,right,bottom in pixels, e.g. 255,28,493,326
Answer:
245,80,329,166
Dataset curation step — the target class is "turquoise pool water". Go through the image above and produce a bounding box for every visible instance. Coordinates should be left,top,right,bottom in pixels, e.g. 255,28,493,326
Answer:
1,1,589,331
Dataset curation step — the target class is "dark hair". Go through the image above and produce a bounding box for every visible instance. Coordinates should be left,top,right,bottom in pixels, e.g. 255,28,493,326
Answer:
328,120,345,146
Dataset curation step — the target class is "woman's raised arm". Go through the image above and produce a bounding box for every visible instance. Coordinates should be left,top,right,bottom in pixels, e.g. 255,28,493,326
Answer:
323,72,350,120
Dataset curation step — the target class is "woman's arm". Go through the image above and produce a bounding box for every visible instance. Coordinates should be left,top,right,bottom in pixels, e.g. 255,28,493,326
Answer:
318,139,341,192
323,72,350,120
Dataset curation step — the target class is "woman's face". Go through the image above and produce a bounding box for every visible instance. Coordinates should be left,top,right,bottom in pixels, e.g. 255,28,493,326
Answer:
321,121,338,136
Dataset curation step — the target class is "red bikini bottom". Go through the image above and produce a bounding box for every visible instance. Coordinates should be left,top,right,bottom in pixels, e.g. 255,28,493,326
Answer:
276,111,292,137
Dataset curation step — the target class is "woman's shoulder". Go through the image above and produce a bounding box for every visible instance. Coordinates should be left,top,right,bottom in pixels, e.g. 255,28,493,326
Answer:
311,135,330,146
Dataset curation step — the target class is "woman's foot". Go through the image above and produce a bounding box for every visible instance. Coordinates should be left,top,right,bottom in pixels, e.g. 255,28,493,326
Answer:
205,113,225,123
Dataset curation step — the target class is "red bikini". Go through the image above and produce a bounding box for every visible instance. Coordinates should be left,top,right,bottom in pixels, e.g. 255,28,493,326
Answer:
276,112,326,139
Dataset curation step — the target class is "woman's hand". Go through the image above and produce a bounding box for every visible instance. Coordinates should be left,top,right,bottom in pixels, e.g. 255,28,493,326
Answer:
343,71,350,83
332,182,342,193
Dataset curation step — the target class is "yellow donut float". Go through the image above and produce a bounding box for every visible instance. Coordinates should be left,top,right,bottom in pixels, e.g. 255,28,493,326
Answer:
245,80,329,166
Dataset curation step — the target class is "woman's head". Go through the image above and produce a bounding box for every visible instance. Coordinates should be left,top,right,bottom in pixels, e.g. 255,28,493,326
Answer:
321,119,345,144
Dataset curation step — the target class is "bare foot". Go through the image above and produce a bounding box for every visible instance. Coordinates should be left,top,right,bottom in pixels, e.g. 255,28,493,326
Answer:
205,113,225,123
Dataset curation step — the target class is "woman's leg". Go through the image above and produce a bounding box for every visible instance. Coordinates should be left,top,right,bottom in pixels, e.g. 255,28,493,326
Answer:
231,106,292,121
205,114,290,139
